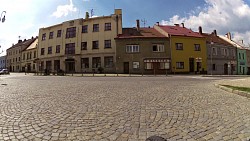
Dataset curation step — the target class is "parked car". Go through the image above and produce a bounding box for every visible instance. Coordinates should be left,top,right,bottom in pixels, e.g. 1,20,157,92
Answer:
0,69,10,75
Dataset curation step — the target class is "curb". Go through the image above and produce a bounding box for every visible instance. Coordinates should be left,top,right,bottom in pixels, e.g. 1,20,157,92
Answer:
214,84,250,98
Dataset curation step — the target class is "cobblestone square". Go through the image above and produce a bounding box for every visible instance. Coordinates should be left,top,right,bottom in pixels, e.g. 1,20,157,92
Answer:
0,74,250,140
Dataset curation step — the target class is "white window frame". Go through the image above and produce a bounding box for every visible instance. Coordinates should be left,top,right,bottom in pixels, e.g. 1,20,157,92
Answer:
144,63,153,70
159,62,170,69
126,45,139,53
153,44,165,52
133,62,140,69
176,62,184,69
212,47,217,55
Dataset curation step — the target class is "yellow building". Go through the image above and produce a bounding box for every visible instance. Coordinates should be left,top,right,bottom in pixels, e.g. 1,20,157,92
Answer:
21,37,38,72
37,9,122,73
154,24,207,74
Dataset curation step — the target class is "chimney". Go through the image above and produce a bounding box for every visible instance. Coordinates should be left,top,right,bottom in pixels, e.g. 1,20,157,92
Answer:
32,36,34,39
181,23,184,28
198,26,202,34
174,24,180,27
156,22,159,26
226,32,232,40
85,12,89,19
213,30,217,36
18,39,22,43
136,19,140,31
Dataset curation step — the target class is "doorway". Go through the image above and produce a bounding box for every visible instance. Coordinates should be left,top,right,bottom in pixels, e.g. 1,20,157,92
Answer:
224,63,228,75
124,62,129,74
189,58,194,72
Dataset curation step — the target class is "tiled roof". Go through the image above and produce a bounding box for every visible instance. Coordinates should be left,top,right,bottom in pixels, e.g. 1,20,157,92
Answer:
116,28,166,39
158,25,204,38
7,37,37,51
25,38,38,51
219,36,244,49
201,33,233,46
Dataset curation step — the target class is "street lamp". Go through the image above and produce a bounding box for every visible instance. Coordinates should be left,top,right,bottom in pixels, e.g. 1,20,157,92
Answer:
0,11,6,23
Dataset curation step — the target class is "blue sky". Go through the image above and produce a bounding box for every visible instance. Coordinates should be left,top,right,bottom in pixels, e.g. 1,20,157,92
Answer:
0,0,250,55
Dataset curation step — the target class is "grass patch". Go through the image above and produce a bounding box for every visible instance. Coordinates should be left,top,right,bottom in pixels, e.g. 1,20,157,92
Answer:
221,85,250,93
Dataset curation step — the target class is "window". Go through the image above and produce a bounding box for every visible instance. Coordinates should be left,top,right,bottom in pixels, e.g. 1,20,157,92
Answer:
81,42,87,50
176,43,183,50
81,58,89,69
57,30,62,37
176,62,184,69
34,51,36,58
104,56,113,68
48,47,52,54
82,25,88,33
92,41,99,49
42,33,46,41
105,23,111,31
104,40,111,48
92,57,101,68
23,54,25,60
56,45,60,53
126,45,139,53
41,48,45,55
65,43,75,54
133,62,140,69
231,49,235,57
33,64,35,70
152,44,164,52
66,27,76,38
19,57,20,62
213,64,216,70
239,53,241,59
243,54,245,60
49,32,53,39
194,44,201,51
159,63,169,69
212,47,217,55
222,48,228,56
29,52,32,59
93,24,99,32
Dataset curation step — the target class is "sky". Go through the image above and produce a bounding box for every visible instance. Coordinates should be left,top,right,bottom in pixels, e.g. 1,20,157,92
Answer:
1,0,250,56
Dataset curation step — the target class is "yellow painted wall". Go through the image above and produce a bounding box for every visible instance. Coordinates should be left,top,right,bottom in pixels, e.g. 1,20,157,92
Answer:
171,36,207,73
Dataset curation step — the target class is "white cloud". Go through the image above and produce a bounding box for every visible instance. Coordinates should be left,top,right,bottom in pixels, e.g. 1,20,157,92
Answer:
52,0,77,18
161,0,250,45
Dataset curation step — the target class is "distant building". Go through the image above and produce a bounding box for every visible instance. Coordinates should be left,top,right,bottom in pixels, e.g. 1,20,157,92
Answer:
37,9,122,73
115,20,171,74
246,49,250,74
200,29,237,75
6,38,37,72
220,34,248,75
154,23,207,74
0,55,6,69
21,38,38,72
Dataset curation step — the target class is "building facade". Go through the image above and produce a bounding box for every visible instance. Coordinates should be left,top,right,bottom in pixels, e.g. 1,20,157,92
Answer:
220,34,248,75
21,38,38,72
246,49,250,74
115,24,171,74
37,9,122,73
201,30,237,75
0,55,6,69
154,24,207,74
6,38,37,72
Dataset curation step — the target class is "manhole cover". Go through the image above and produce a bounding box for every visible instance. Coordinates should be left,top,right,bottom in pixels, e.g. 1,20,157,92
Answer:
146,136,167,141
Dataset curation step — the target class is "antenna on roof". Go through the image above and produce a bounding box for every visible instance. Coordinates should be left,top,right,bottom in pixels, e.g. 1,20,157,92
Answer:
91,9,94,17
18,36,21,40
141,19,147,28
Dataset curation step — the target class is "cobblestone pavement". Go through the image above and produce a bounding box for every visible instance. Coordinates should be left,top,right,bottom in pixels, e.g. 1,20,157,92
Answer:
0,74,250,141
216,77,250,88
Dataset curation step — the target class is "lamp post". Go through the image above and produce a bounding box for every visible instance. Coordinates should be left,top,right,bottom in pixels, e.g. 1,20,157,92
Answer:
0,11,6,23
210,41,214,75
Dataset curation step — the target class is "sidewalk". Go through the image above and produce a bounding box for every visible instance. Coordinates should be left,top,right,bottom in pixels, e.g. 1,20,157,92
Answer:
216,77,250,88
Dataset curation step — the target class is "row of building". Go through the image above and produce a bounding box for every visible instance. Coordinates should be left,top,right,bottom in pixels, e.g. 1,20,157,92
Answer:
0,9,250,75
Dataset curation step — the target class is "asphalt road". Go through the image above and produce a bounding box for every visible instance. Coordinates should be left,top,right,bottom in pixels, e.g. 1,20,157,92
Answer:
0,74,250,141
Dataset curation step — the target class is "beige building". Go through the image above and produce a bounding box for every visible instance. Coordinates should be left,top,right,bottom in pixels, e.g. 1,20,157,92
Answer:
21,38,38,72
37,9,122,73
6,38,37,72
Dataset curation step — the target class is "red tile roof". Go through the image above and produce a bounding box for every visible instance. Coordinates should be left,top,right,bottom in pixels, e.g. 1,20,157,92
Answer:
116,28,166,39
158,25,204,38
201,33,233,46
